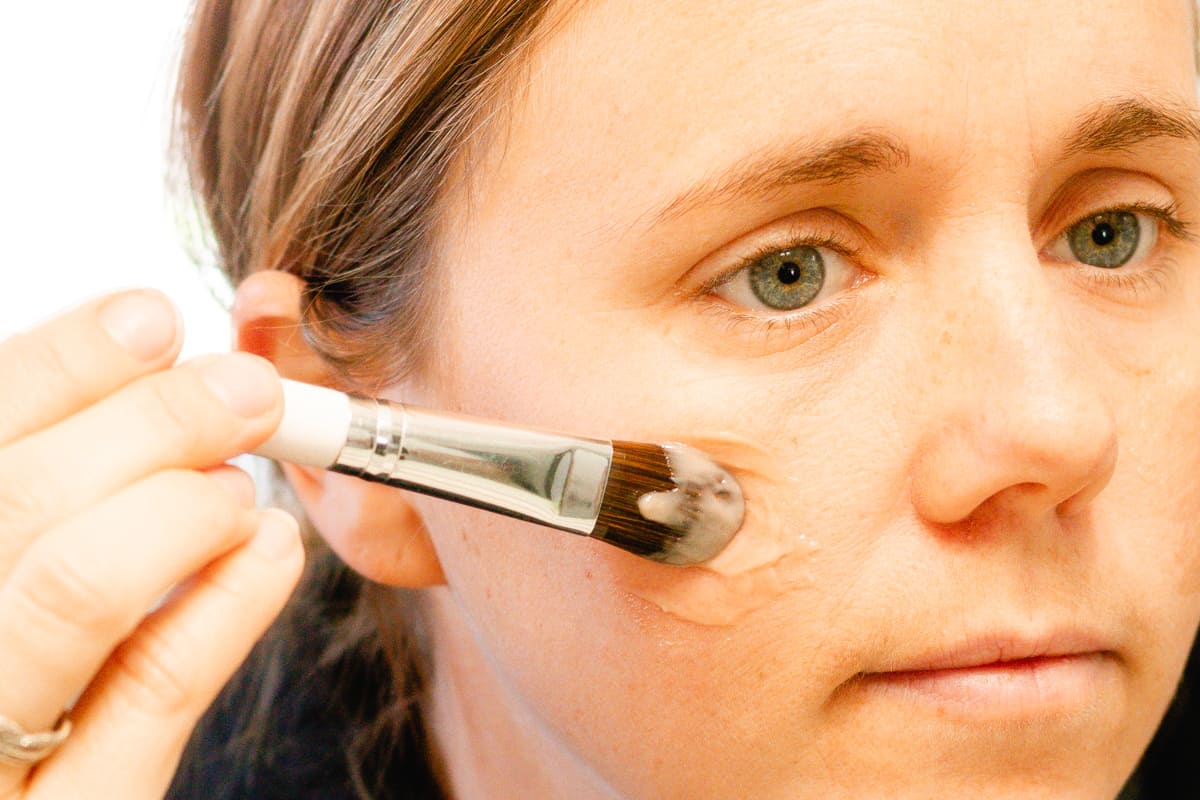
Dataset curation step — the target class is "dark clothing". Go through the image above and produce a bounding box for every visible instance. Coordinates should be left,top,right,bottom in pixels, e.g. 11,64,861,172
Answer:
166,655,442,800
165,553,444,800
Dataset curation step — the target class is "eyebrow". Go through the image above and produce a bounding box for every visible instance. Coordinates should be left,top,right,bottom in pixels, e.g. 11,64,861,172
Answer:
1063,97,1200,156
650,97,1200,225
651,132,909,223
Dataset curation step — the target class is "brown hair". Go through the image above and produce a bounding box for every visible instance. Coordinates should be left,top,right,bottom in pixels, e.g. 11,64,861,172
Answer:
179,0,558,385
173,1,559,795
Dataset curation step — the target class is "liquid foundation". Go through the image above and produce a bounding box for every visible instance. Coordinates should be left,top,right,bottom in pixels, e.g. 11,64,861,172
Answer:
615,433,820,627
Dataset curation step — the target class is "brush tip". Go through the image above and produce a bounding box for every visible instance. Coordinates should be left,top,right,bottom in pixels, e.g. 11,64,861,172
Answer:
594,441,744,566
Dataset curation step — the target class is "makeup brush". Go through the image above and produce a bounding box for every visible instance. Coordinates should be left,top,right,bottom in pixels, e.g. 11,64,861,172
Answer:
251,380,744,565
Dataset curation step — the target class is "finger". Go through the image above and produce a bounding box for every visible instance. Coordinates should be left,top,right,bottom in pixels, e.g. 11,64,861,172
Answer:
201,463,258,510
0,466,259,743
0,353,282,572
0,290,182,447
25,510,303,800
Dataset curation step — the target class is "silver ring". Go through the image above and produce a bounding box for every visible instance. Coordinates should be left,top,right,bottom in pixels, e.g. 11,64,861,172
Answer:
0,714,72,766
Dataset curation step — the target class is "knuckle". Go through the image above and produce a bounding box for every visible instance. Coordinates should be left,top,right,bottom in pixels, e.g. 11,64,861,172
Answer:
109,619,198,717
0,469,51,540
7,544,128,640
1,330,84,389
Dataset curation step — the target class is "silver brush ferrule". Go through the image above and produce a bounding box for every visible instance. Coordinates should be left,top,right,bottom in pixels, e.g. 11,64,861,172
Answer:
331,396,614,535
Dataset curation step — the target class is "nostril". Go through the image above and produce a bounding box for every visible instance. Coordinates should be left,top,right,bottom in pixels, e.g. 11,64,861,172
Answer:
907,395,1120,527
1055,435,1119,517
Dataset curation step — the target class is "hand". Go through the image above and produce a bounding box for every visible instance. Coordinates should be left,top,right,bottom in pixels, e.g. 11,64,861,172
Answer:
0,290,304,799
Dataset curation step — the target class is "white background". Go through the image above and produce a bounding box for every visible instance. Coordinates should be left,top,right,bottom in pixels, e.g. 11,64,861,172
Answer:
0,2,229,359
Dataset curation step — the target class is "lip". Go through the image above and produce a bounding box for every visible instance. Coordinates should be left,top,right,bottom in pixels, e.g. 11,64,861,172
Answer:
877,629,1114,673
858,629,1120,719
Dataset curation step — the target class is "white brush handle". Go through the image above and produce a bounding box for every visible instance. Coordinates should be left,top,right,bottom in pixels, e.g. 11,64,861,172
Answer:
252,379,352,468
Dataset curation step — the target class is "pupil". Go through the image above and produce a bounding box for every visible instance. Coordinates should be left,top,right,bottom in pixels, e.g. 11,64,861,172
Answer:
1091,222,1115,247
777,261,801,284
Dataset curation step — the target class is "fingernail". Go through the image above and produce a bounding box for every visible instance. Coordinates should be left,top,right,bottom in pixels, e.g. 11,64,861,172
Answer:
207,466,257,509
98,290,180,361
197,354,279,418
251,509,300,558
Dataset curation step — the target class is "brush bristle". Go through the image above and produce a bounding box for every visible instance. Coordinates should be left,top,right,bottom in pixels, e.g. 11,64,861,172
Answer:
592,441,684,561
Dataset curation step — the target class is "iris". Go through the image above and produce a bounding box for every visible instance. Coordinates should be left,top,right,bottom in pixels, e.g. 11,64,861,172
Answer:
748,246,825,310
1067,211,1140,268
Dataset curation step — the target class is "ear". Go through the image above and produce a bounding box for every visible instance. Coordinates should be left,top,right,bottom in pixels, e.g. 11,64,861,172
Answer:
231,270,445,587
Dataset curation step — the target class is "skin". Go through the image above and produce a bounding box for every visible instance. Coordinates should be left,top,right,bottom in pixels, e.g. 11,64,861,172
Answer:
0,292,300,800
5,0,1200,799
344,0,1200,797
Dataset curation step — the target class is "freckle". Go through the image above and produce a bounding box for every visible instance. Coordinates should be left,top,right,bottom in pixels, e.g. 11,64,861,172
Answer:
940,330,953,346
585,570,594,580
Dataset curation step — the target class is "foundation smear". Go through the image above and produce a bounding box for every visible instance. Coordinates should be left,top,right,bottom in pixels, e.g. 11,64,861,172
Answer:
617,433,820,627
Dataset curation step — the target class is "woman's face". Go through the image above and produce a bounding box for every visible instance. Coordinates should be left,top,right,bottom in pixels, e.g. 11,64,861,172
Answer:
394,0,1200,796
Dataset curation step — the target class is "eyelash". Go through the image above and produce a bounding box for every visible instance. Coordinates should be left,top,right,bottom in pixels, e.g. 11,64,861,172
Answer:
697,200,1193,339
698,295,852,342
694,230,865,341
1060,200,1191,299
698,231,860,297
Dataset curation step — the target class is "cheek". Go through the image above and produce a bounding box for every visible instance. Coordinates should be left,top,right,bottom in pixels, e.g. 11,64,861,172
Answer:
1076,304,1200,705
413,492,624,647
1096,277,1200,536
1108,341,1200,599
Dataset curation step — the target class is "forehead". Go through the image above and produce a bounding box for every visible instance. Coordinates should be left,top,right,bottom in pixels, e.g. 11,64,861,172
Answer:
482,0,1195,209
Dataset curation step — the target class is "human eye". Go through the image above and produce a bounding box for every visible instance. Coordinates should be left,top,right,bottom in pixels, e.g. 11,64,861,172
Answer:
708,235,860,317
1041,203,1190,297
1045,204,1173,269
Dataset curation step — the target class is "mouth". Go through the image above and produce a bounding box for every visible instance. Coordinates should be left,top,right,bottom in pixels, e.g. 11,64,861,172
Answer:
857,630,1120,719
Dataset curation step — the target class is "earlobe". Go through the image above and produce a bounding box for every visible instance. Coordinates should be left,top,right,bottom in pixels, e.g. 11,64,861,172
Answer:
232,269,447,588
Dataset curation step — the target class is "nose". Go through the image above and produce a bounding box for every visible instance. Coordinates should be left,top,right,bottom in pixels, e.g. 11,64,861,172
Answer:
906,233,1119,527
